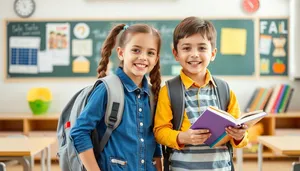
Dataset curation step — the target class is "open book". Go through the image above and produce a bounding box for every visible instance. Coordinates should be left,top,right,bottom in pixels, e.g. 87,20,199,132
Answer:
190,106,267,148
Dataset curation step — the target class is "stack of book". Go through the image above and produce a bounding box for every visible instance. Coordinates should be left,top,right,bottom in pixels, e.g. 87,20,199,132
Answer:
244,84,294,113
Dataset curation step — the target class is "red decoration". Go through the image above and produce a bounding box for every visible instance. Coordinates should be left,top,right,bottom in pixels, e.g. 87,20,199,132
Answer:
243,0,260,13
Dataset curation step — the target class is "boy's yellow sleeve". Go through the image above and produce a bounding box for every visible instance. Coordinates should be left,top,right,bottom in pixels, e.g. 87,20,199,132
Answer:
227,90,249,148
153,86,185,150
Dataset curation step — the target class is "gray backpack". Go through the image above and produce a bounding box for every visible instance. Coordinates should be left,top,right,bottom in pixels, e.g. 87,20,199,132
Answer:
57,74,155,171
162,75,234,171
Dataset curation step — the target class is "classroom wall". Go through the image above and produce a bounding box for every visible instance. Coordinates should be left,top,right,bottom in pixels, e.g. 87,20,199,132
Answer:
289,0,300,80
0,0,299,113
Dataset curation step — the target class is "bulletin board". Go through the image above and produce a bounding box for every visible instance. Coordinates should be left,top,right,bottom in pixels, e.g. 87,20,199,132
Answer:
4,18,257,79
259,18,289,76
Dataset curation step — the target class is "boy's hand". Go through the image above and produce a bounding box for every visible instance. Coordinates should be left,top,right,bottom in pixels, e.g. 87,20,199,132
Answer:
177,129,211,145
225,124,248,141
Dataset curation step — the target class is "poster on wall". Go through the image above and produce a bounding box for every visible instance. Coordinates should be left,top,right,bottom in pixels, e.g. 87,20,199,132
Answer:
259,18,288,76
9,37,40,74
46,23,70,66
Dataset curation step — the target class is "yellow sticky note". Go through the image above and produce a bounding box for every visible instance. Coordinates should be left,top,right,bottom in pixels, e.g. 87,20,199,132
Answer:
221,28,247,55
72,56,90,73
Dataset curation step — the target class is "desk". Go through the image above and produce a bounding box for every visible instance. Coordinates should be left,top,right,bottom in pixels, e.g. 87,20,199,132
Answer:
258,136,300,171
0,137,56,171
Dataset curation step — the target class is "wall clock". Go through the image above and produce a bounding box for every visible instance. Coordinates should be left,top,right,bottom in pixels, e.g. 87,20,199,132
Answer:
242,0,260,13
14,0,36,18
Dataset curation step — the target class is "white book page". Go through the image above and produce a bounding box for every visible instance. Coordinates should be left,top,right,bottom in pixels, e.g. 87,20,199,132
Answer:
237,112,267,126
208,106,238,124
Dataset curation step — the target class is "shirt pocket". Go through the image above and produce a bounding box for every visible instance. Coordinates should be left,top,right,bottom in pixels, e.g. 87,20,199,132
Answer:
108,157,128,171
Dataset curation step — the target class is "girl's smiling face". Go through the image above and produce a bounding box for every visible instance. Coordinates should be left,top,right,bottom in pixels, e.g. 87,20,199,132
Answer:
117,33,159,84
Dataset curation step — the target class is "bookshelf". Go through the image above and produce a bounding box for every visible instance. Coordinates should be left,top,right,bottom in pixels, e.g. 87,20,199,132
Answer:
0,113,59,160
242,83,298,158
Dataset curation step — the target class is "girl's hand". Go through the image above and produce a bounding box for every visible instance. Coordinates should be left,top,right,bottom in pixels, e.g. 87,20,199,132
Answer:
153,157,162,171
177,129,211,145
225,124,248,141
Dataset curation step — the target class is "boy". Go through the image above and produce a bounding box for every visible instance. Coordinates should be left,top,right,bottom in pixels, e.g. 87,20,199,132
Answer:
153,17,248,171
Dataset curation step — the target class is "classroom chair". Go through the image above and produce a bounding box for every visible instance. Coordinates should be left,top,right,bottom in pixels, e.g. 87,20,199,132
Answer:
293,162,300,171
0,162,6,171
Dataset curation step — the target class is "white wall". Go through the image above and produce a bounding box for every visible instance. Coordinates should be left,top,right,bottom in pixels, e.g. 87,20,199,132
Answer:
0,0,299,113
289,0,300,80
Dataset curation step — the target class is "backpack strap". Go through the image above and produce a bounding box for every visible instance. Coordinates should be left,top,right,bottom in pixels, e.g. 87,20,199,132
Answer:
163,75,185,171
212,76,230,111
212,76,234,171
166,75,185,130
93,74,125,152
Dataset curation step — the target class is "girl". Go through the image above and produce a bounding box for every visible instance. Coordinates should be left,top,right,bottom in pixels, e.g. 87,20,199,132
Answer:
70,24,162,171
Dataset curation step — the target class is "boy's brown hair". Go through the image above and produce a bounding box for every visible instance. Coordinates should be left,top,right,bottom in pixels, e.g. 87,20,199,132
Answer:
173,16,217,51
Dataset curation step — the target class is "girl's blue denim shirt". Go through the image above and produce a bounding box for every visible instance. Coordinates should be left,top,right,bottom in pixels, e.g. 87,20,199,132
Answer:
70,67,161,171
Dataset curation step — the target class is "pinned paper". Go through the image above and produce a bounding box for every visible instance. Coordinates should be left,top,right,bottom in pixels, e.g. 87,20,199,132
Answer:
259,35,272,55
46,23,70,66
260,58,270,74
38,51,53,73
72,56,90,73
72,39,93,57
9,36,40,74
272,37,286,57
221,28,247,55
74,23,90,39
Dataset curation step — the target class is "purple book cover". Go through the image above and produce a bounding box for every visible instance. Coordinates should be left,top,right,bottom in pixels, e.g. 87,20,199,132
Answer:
190,109,237,146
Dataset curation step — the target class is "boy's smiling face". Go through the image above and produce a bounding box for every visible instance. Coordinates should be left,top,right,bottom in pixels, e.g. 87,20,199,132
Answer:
173,33,217,79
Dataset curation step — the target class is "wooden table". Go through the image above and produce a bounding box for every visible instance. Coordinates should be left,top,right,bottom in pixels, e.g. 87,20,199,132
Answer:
0,137,56,171
258,136,300,171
